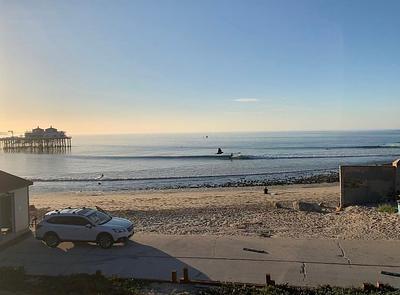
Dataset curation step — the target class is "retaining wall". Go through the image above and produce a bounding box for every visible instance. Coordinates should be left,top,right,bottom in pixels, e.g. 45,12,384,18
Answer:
340,165,396,207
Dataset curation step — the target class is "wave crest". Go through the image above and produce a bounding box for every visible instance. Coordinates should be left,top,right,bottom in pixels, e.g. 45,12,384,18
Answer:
70,153,400,161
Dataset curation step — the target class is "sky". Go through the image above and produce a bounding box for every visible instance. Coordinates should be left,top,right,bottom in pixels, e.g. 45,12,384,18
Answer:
1,0,399,135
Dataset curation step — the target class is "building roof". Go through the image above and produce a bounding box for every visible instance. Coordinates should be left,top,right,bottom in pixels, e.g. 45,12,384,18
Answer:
45,126,58,132
0,170,33,194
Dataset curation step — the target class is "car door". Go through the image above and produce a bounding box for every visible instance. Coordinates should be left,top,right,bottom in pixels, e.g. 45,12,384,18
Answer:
46,216,75,241
66,216,96,241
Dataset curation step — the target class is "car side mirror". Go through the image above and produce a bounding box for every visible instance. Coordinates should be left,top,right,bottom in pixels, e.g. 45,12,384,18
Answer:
86,224,93,228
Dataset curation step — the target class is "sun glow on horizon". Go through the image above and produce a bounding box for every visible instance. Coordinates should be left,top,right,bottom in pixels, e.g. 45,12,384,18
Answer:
1,1,400,134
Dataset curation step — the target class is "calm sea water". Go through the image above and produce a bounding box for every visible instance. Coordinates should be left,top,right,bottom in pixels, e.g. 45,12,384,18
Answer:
1,131,400,193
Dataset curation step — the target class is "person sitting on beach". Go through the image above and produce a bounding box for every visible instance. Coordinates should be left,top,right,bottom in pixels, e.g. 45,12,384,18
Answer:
217,148,223,154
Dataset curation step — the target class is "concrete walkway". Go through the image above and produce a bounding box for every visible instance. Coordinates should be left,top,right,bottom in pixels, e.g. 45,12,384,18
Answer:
1,233,400,288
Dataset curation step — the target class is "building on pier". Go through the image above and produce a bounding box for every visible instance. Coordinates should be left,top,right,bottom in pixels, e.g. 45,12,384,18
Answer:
0,126,71,152
25,126,66,139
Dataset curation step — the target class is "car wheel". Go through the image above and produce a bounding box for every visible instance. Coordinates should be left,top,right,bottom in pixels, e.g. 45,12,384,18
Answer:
120,237,130,245
97,233,114,249
43,232,60,248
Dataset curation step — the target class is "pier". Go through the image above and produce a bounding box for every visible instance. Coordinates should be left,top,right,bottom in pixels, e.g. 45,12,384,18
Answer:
0,126,71,152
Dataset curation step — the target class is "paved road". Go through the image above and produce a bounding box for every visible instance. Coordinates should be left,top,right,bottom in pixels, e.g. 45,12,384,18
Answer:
1,233,400,288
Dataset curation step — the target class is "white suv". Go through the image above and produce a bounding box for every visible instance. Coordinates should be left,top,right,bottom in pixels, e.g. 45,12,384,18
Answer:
35,207,134,249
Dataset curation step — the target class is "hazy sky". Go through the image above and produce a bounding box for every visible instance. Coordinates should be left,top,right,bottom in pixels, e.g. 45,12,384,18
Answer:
1,0,399,134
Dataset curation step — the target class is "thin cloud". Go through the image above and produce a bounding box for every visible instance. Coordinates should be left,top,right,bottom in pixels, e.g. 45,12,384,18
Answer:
233,98,260,103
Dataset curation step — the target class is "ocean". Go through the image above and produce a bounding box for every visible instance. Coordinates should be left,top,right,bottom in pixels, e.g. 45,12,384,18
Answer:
1,130,400,194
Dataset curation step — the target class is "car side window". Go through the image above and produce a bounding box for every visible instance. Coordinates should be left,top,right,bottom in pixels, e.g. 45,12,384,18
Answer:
67,216,91,226
47,216,90,226
47,216,67,224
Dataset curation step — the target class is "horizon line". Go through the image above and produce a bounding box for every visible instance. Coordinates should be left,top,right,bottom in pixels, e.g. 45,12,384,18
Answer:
3,128,400,137
68,128,400,136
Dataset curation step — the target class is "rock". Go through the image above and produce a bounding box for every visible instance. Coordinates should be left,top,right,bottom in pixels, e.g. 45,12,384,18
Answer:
266,201,283,209
293,201,322,213
258,230,272,238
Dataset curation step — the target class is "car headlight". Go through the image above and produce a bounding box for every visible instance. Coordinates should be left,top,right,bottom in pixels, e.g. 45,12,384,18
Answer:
112,228,126,233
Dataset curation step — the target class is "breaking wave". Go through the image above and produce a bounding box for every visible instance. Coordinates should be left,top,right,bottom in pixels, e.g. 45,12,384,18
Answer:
69,153,400,161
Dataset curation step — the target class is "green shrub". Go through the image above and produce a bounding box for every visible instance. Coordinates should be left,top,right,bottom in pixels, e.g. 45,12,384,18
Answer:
38,273,114,294
0,268,144,294
0,268,399,295
378,204,397,214
199,283,399,295
0,266,26,291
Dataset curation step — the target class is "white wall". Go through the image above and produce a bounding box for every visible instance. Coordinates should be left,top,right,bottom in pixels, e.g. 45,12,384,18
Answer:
10,187,29,233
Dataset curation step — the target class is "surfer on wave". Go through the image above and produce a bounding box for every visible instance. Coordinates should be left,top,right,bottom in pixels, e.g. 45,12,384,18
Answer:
216,148,241,159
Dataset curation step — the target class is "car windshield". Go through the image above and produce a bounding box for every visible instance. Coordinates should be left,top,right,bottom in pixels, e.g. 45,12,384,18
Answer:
87,211,111,225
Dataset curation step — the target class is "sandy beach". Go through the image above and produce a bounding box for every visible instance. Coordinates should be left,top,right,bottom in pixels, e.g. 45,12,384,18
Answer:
30,183,400,240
